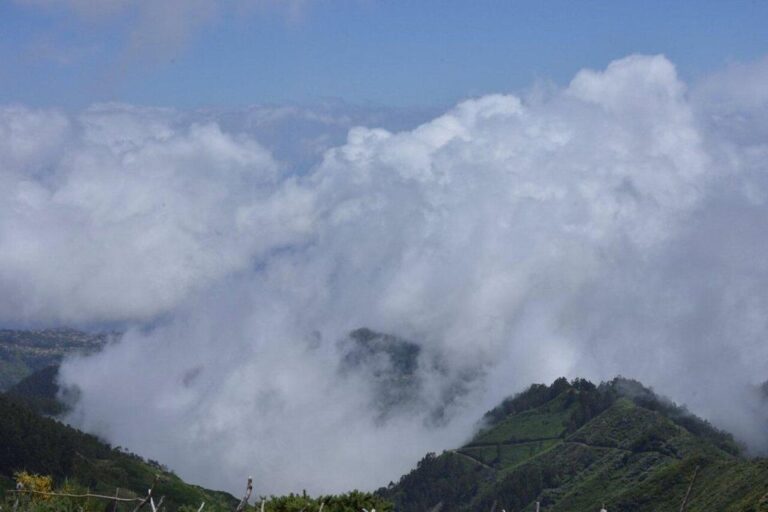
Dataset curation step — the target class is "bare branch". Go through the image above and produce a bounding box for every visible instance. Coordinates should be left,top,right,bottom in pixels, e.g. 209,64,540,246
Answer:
132,475,160,512
234,477,253,512
150,496,164,512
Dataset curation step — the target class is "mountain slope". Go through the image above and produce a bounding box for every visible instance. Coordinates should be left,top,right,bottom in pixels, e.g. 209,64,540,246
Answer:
0,392,237,510
6,365,66,416
379,377,768,511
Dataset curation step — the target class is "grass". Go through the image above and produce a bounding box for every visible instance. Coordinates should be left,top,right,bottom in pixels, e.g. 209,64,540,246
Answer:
469,393,573,445
67,453,235,510
497,440,562,468
459,439,562,469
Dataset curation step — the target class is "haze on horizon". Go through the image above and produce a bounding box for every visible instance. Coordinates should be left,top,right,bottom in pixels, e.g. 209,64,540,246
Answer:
1,0,768,497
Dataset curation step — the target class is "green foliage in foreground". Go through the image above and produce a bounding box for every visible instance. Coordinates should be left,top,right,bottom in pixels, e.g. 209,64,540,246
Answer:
258,490,392,511
3,486,391,512
380,377,768,512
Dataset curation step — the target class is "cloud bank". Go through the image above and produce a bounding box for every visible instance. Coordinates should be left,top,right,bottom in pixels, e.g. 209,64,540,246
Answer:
1,55,767,494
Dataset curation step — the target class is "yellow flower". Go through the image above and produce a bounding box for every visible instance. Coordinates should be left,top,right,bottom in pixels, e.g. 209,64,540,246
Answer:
14,471,54,501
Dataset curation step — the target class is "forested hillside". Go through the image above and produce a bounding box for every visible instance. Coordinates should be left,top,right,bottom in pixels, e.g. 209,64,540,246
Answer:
379,377,768,511
0,392,238,510
6,365,66,415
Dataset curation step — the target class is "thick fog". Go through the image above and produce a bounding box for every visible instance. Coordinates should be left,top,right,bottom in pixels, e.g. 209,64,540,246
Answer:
2,55,768,494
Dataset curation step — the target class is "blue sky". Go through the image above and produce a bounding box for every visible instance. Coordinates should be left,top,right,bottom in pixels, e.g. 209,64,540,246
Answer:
2,0,767,109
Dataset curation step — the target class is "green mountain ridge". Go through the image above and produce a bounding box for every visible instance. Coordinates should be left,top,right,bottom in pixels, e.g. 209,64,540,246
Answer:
379,377,768,512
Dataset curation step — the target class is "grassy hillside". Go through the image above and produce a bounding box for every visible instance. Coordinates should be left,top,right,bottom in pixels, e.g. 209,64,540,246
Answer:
0,392,237,511
380,377,768,511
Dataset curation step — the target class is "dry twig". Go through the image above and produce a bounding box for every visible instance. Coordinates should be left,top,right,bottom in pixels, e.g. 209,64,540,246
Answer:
234,477,253,512
131,475,160,512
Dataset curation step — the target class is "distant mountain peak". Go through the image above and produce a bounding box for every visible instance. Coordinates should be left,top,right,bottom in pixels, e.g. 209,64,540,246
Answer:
339,328,423,423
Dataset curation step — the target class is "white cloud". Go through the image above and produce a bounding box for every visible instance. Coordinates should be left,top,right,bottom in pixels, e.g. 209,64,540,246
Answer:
0,103,315,324
2,54,768,495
